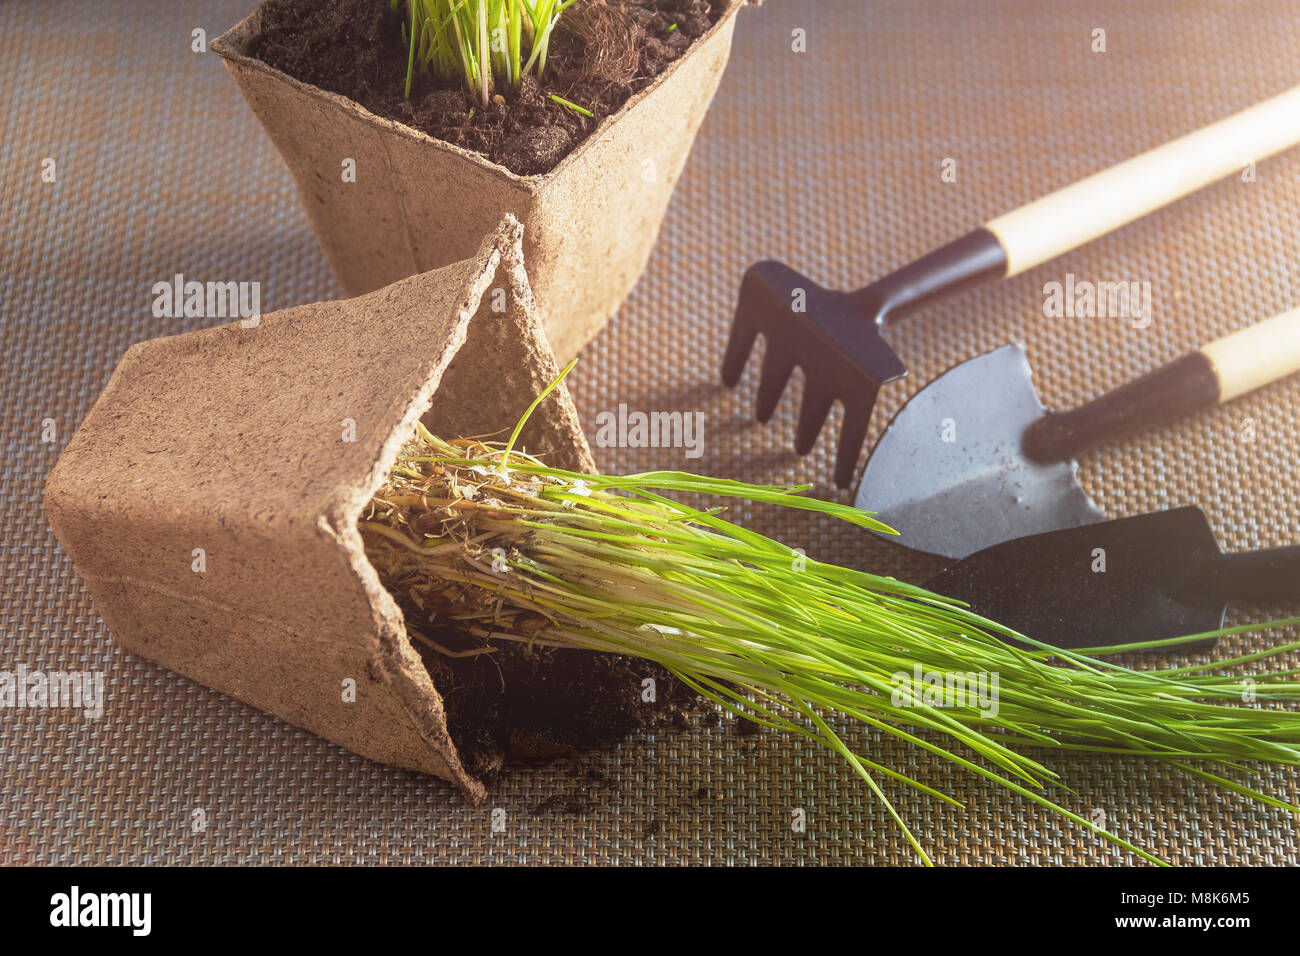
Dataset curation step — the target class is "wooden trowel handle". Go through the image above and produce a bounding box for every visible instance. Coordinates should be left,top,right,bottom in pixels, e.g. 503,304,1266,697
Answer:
1024,305,1300,463
984,84,1300,277
1202,305,1300,402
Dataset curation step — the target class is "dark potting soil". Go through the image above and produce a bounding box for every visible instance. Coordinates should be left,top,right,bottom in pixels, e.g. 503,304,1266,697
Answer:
247,0,724,175
409,618,699,781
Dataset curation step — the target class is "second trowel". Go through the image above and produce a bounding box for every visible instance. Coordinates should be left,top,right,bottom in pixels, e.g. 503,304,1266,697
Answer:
923,506,1300,652
856,305,1300,560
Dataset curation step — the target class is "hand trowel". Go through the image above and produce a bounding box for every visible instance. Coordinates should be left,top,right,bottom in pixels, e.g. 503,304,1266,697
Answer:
857,305,1300,561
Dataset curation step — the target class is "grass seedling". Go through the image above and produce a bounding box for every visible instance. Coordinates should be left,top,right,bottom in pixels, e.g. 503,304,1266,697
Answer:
399,0,581,106
549,93,594,116
361,366,1300,865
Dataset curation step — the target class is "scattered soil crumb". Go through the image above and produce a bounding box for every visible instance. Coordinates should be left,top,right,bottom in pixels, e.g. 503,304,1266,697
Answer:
533,793,594,815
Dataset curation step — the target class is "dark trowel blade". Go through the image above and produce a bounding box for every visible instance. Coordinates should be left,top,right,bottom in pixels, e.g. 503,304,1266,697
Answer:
855,344,1103,560
924,507,1229,651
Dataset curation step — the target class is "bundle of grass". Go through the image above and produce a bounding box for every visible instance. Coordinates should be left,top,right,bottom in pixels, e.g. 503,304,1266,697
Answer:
360,364,1300,865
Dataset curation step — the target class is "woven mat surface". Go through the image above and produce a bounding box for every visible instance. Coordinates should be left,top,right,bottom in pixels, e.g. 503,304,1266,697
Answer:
3,0,1299,866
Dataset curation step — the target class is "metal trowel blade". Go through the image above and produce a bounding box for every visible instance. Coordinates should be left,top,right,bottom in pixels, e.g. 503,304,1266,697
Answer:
855,345,1104,560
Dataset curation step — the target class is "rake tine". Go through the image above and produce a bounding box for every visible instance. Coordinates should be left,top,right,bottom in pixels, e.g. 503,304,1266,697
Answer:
721,313,759,388
754,348,797,423
834,397,875,488
794,384,836,456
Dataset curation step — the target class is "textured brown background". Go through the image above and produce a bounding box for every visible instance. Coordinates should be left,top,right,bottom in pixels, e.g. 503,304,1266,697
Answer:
2,0,1298,866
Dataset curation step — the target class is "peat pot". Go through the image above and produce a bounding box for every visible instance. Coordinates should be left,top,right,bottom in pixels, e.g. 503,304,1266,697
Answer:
45,217,593,800
213,0,750,361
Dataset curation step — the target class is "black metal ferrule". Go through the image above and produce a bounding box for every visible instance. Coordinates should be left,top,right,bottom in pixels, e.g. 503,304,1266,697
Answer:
1218,547,1300,604
1022,351,1221,464
847,227,1009,326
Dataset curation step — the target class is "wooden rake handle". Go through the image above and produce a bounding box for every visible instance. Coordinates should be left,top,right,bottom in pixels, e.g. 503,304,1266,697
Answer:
866,85,1300,333
985,84,1300,277
1023,305,1300,463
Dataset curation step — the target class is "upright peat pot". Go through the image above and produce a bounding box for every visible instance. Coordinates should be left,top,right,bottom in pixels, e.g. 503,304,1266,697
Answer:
213,0,751,361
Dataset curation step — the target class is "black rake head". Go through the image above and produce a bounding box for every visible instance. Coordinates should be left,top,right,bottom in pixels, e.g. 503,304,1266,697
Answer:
721,261,907,487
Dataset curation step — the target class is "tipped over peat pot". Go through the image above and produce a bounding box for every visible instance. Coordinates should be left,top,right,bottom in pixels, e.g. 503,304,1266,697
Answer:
44,217,645,800
213,0,751,362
